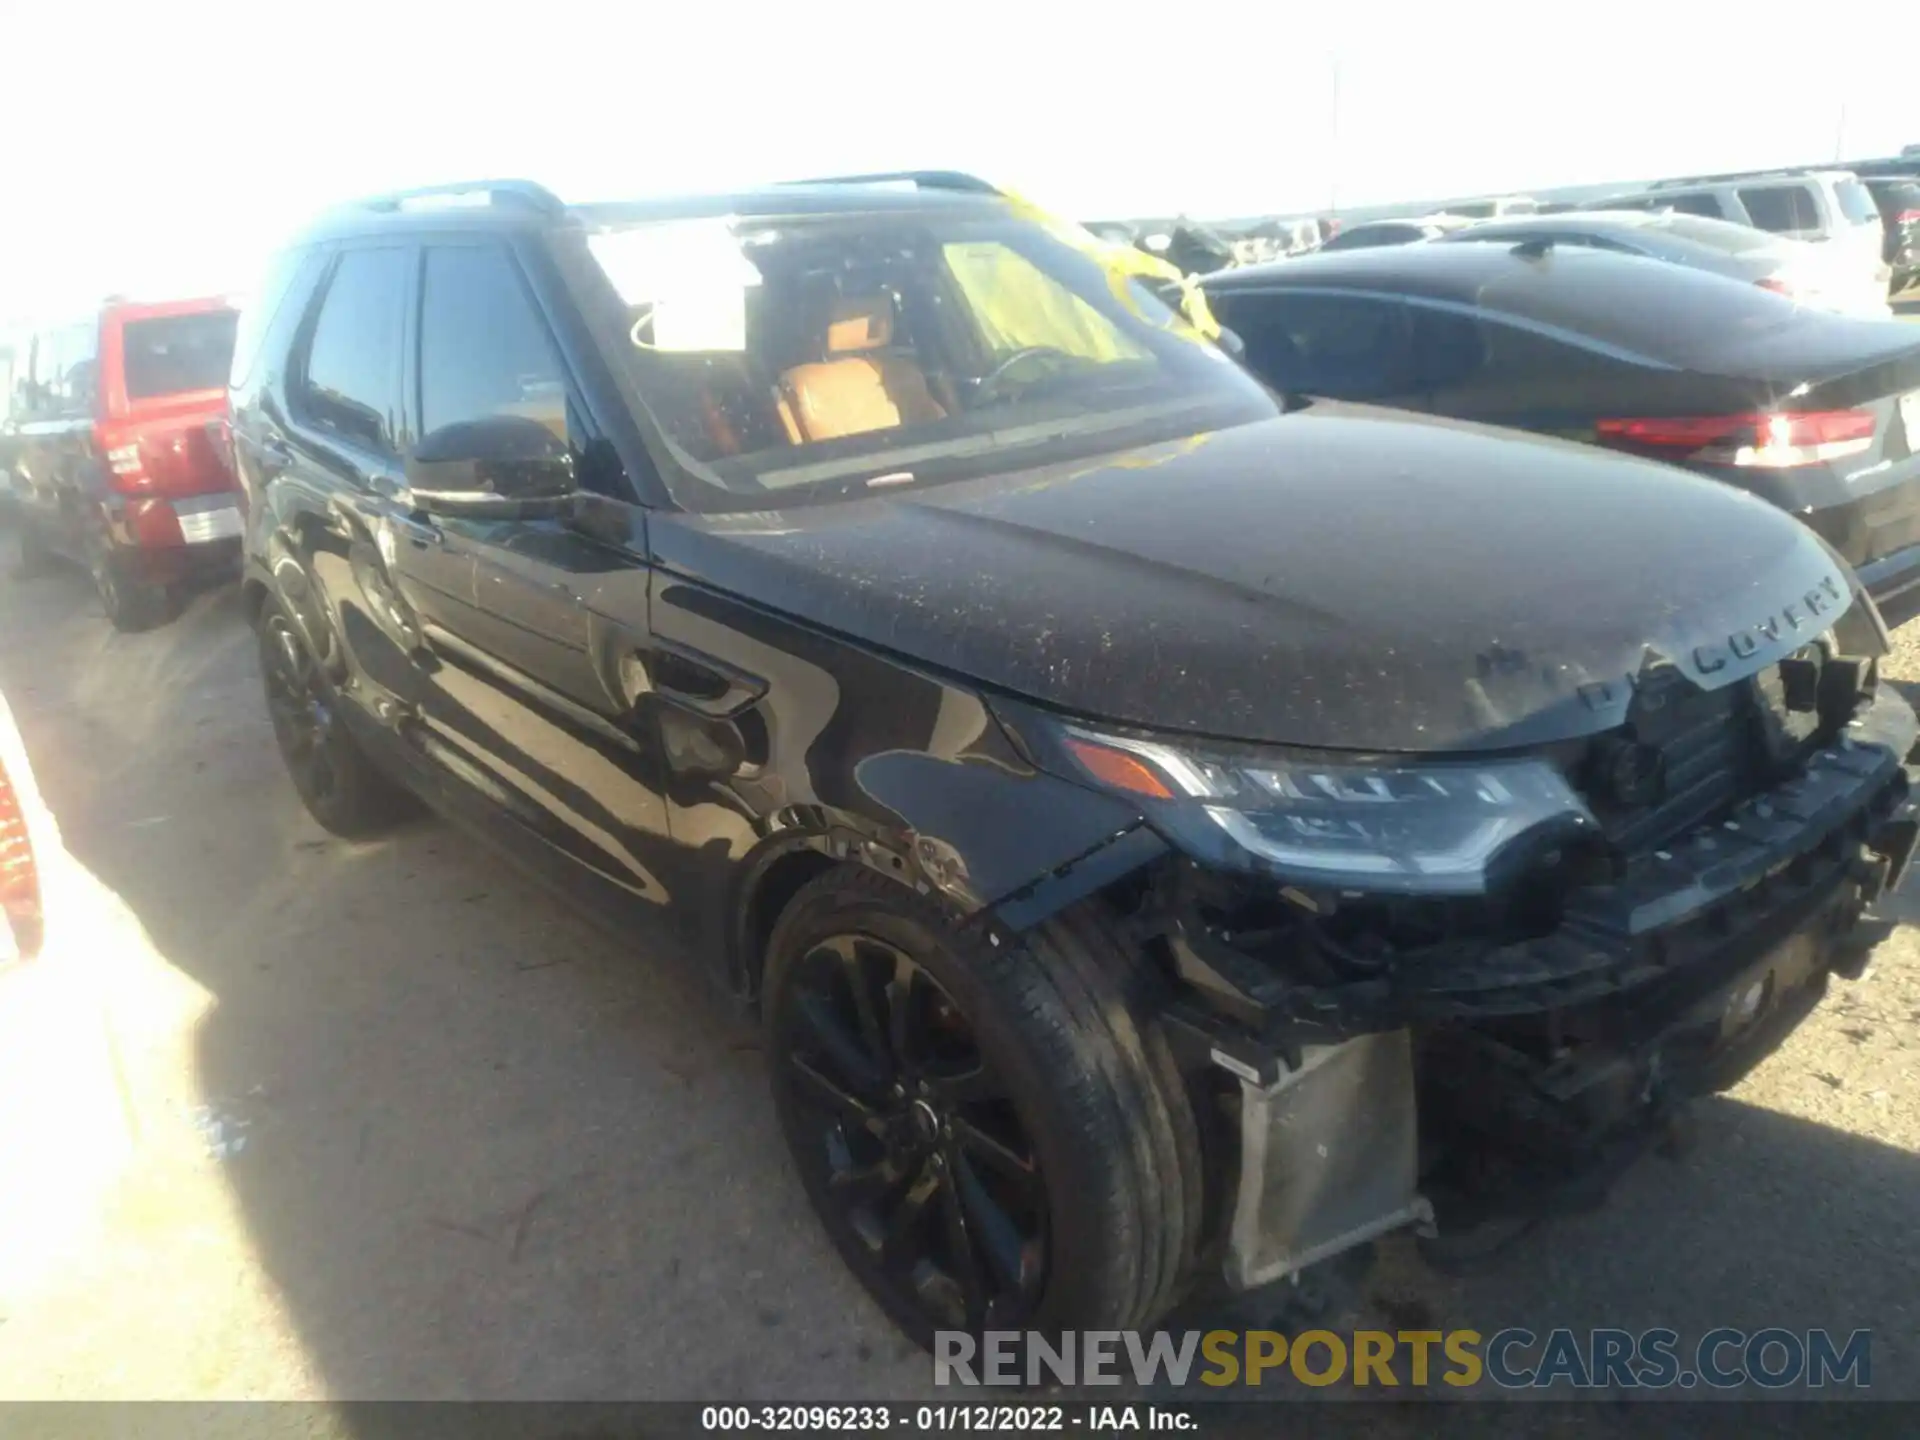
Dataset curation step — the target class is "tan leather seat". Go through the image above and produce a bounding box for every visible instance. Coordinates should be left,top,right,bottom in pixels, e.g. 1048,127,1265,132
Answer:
776,295,947,443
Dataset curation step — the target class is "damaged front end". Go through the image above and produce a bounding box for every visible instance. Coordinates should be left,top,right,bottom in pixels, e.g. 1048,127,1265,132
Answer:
992,628,1920,1291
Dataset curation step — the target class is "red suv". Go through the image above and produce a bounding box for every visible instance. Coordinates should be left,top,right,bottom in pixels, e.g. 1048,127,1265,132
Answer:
5,297,240,629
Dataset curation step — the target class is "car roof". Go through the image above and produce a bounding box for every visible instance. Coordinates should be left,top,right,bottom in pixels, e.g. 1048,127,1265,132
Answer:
294,179,1009,245
1650,169,1850,192
1199,238,1802,368
17,294,235,335
1205,238,1592,300
101,295,236,323
1334,215,1464,237
1455,210,1663,236
574,185,1006,229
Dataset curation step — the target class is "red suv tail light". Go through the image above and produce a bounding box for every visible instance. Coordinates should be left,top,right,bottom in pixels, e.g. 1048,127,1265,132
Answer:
0,751,43,963
1898,209,1920,224
95,422,149,493
1596,410,1878,469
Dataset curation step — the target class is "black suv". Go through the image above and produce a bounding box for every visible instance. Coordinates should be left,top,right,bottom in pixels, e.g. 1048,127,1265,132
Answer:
231,176,1919,1344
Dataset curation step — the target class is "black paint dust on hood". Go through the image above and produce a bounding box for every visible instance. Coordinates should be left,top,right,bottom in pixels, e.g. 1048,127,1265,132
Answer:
651,407,1856,754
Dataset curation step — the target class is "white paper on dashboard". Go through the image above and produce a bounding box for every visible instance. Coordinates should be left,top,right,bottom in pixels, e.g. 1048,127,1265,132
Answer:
590,219,760,353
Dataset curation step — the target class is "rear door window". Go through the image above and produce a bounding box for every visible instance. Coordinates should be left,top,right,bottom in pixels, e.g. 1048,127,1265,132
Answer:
293,247,410,456
122,311,239,400
1664,192,1727,220
1736,185,1823,234
1222,292,1413,399
1411,304,1663,423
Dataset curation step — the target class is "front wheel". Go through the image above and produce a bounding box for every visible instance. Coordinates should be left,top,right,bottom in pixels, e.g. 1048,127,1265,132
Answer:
763,867,1203,1347
256,596,417,837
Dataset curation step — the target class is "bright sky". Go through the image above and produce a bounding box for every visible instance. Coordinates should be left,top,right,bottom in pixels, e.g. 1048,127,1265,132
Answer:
1,0,1910,326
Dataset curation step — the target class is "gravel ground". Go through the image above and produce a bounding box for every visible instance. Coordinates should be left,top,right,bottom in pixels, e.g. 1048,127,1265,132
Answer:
1,543,1917,1414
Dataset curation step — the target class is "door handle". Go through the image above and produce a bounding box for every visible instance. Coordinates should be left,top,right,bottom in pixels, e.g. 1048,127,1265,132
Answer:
610,639,766,720
392,515,442,549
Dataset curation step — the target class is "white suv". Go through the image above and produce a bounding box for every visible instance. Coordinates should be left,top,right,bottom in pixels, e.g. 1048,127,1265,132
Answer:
1589,169,1891,298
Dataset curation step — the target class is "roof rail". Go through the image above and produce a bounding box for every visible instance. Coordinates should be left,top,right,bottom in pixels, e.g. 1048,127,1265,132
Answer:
1650,166,1829,189
778,170,1003,196
354,180,566,215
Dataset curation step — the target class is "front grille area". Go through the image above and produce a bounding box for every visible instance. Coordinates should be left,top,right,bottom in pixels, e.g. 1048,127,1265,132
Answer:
1580,650,1843,856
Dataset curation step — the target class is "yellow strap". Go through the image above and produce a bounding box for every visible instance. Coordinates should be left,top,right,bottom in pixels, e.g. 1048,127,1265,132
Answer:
998,188,1223,342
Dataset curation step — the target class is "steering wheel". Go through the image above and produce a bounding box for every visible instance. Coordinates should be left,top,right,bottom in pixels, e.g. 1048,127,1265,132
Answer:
969,346,1076,406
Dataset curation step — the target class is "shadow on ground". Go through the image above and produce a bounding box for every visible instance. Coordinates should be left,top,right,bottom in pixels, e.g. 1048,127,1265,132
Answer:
0,560,927,1399
1,552,1916,1414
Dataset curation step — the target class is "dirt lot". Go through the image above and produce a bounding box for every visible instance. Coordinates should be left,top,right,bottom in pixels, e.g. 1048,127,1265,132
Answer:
1,543,1918,1408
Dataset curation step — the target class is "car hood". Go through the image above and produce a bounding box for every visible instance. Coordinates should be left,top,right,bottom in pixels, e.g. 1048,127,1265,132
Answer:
650,408,1858,753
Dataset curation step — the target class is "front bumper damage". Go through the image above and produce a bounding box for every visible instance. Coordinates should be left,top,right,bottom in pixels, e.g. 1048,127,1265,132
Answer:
1150,686,1920,1290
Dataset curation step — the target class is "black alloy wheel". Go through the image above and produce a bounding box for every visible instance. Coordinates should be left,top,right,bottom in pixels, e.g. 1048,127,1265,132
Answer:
256,598,414,836
262,606,342,810
766,867,1204,1347
771,930,1047,1334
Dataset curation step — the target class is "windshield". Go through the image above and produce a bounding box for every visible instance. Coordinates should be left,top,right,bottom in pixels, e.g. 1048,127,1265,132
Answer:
122,310,238,400
576,207,1275,508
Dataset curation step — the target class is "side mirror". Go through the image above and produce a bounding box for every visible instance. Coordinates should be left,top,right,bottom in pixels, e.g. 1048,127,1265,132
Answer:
404,414,576,519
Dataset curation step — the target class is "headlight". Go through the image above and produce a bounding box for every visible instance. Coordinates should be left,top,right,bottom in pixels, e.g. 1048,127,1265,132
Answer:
1057,725,1597,895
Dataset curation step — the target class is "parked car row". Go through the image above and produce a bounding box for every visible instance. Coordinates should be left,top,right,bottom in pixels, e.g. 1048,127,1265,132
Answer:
1137,157,1920,308
6,169,1920,1356
1584,168,1893,300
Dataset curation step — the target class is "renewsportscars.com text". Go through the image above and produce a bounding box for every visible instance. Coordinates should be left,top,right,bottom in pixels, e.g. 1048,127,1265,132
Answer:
934,1328,1872,1390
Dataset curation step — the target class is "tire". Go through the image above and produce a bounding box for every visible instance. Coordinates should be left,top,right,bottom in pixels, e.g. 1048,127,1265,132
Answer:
763,865,1204,1348
255,595,417,837
92,551,177,632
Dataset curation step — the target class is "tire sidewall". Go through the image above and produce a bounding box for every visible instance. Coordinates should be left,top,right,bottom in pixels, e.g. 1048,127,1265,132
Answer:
92,546,171,632
254,592,407,835
257,602,327,813
764,874,1156,1348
